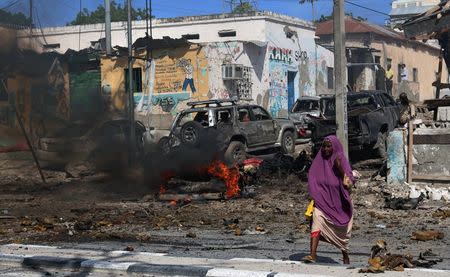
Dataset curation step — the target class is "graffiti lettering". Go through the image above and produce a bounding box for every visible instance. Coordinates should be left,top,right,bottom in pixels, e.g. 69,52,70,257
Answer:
269,47,308,64
269,47,293,64
294,50,308,61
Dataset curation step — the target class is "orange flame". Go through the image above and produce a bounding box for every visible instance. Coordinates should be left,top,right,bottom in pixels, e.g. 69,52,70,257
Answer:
207,160,240,198
159,171,175,194
169,200,177,206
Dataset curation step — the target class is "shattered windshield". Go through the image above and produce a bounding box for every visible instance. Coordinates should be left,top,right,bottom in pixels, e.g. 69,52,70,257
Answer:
292,100,319,113
321,95,377,117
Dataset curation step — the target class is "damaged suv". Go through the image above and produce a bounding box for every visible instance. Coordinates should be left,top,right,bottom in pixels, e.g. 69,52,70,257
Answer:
163,100,297,165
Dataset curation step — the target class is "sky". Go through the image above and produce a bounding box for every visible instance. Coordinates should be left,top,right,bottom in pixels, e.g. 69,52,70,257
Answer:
0,0,393,28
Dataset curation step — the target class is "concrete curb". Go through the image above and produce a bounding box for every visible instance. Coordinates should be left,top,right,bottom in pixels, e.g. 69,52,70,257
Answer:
1,245,450,277
23,256,86,269
0,254,332,277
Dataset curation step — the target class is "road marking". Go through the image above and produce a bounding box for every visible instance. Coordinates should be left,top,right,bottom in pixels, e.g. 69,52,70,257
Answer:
80,260,136,270
5,244,58,249
110,250,167,256
230,258,303,265
206,268,272,277
275,273,334,277
405,268,450,273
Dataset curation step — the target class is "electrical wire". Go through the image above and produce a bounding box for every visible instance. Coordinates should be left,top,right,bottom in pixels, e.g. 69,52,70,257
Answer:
344,0,390,17
34,5,48,45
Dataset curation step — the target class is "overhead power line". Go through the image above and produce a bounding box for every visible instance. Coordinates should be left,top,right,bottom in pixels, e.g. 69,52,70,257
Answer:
344,0,390,17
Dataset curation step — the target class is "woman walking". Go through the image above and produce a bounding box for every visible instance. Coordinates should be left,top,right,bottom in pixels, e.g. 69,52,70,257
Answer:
303,136,354,264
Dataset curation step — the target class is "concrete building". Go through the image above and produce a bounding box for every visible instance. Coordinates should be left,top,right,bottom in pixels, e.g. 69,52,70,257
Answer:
316,17,447,102
390,0,441,28
14,12,334,128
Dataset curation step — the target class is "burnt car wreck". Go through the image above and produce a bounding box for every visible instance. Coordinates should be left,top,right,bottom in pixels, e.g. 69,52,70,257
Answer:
161,99,297,166
309,91,400,157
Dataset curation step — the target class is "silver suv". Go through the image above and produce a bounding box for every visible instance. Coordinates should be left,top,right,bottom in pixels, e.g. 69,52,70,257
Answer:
163,100,297,165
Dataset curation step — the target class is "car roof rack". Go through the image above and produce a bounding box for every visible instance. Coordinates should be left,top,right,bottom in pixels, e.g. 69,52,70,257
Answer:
186,99,237,108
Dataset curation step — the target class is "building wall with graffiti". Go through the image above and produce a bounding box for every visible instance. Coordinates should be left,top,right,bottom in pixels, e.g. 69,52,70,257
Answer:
101,44,209,128
263,21,334,117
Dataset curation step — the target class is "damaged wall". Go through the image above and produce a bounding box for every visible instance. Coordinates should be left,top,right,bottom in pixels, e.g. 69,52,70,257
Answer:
102,44,209,128
412,127,450,177
387,124,450,184
318,17,446,101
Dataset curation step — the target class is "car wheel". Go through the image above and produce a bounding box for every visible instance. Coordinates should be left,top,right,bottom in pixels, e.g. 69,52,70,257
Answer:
376,131,387,159
224,141,247,166
158,137,170,155
281,131,295,154
180,121,204,147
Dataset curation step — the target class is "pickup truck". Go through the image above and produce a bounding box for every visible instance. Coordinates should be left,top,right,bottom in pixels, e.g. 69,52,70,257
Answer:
309,91,400,158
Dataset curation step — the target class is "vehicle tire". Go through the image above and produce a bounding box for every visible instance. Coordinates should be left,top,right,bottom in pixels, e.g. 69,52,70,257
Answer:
224,141,247,166
281,131,295,154
157,137,171,155
180,121,205,147
376,131,387,159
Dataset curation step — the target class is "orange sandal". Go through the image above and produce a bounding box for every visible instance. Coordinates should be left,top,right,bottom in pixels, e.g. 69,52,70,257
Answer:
302,255,316,263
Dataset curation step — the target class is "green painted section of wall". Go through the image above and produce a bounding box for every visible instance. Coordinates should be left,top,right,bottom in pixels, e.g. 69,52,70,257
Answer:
69,70,102,121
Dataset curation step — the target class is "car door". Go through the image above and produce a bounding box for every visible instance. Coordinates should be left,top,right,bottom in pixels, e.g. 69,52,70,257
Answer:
237,106,259,147
250,106,278,145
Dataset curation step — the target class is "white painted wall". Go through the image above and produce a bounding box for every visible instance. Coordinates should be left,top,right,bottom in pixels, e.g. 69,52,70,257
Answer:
18,12,333,118
19,13,310,53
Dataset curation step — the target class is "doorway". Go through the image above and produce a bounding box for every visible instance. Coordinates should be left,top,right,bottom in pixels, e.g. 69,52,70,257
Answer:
287,71,297,112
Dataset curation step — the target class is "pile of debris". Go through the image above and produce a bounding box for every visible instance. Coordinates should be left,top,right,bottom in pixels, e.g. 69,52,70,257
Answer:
359,240,443,273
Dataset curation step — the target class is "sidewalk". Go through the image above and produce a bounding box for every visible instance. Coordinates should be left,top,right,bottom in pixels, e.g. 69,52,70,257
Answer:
0,244,449,277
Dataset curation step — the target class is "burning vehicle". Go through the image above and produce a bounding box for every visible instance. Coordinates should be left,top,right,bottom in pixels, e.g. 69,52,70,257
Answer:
309,91,400,158
160,99,297,166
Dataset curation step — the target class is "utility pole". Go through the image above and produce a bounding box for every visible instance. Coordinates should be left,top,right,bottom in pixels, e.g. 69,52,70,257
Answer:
127,0,136,165
333,0,348,157
29,0,32,34
105,0,112,55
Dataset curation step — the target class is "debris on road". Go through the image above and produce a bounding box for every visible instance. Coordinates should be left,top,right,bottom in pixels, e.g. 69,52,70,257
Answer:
411,230,445,241
360,239,444,273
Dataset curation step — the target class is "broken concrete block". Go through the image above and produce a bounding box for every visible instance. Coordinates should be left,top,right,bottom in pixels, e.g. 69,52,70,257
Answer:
387,130,406,184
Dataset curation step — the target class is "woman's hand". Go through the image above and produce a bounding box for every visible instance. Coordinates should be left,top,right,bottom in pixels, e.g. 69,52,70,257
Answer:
343,174,352,189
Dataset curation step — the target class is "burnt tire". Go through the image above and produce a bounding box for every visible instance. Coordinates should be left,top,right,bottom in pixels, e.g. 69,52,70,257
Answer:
180,121,205,147
224,141,247,166
157,137,170,155
375,131,387,159
281,131,295,154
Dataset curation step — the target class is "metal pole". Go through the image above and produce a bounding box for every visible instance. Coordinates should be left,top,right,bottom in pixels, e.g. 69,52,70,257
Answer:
333,0,348,157
29,0,32,34
149,0,153,59
14,108,46,183
105,0,112,55
127,0,136,165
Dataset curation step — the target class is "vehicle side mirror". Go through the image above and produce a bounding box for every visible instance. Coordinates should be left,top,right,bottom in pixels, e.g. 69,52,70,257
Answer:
149,126,155,131
273,119,278,129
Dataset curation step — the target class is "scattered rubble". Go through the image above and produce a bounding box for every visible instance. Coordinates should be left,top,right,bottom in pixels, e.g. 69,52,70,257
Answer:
360,240,443,273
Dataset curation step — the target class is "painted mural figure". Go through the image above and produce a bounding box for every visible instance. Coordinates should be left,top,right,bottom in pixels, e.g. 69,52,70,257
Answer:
177,58,196,93
299,56,312,96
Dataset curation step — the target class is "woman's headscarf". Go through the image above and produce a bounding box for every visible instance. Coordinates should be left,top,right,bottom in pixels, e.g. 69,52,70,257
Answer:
307,135,353,226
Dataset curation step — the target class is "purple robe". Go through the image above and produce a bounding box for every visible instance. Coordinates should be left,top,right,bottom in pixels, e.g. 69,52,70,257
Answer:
307,135,353,226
